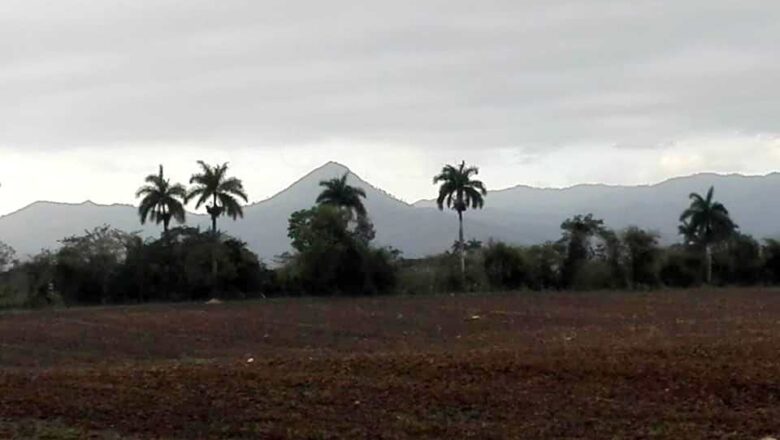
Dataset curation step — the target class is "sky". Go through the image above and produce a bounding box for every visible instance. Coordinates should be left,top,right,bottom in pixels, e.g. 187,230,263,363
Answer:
1,0,779,215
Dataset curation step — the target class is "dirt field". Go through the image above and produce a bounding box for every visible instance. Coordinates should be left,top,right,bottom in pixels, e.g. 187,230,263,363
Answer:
1,289,780,439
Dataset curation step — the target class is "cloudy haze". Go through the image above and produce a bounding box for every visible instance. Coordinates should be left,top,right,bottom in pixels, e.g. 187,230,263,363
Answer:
1,0,778,215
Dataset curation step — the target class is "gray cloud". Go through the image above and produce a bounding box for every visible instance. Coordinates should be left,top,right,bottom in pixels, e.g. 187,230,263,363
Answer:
1,0,778,151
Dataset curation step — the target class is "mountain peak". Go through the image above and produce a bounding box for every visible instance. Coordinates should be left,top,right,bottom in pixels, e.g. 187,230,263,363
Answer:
2,167,780,261
315,161,352,175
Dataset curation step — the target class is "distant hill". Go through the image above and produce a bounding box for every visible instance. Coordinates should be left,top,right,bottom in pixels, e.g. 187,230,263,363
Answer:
1,162,779,261
415,172,780,245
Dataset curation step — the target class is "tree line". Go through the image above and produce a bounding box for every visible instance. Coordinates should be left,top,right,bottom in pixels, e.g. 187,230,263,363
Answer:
0,160,776,308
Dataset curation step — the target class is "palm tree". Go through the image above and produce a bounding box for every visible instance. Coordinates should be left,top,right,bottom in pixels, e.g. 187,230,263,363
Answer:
316,173,367,220
679,186,736,284
135,165,187,233
433,161,487,281
188,161,248,234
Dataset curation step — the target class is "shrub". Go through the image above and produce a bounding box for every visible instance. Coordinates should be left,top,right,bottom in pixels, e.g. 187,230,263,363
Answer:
523,242,564,290
396,251,487,295
482,241,527,290
763,239,780,284
659,246,703,288
282,205,398,295
713,233,762,285
622,226,661,288
571,260,613,291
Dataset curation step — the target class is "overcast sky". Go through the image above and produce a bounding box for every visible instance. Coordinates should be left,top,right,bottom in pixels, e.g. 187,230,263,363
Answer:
1,0,778,215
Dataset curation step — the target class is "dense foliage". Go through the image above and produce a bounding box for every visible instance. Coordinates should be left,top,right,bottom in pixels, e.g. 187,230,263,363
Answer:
0,226,274,307
279,205,397,295
1,159,779,309
1,210,779,309
397,212,780,294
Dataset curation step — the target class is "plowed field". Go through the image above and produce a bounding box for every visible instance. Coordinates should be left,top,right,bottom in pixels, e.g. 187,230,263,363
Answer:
2,290,779,439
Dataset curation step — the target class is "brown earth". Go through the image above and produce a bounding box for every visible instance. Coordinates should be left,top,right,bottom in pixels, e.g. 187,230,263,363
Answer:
1,289,780,439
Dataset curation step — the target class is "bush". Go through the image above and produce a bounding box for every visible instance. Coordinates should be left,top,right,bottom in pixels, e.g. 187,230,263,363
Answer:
523,242,564,290
622,226,661,288
764,239,780,284
282,205,398,295
6,226,275,306
659,246,703,288
396,251,487,295
482,241,527,290
713,233,762,285
571,260,613,291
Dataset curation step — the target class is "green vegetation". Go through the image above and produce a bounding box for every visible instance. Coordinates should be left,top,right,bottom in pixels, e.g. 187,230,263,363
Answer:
679,186,737,284
1,160,779,308
433,161,487,284
316,172,367,220
135,165,188,233
280,176,395,295
187,161,248,234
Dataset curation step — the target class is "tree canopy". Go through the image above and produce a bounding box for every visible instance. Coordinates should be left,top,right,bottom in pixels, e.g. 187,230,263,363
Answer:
135,165,187,233
188,161,248,233
679,186,736,246
433,161,487,212
316,173,367,220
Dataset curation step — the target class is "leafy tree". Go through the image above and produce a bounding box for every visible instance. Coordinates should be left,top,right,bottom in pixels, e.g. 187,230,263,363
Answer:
659,245,703,288
288,205,352,253
763,239,780,284
316,173,375,244
713,233,762,285
622,226,661,288
135,165,188,233
284,205,396,295
108,227,273,302
559,214,605,287
188,161,249,234
0,241,17,272
571,260,614,290
679,186,737,284
482,241,526,290
18,251,58,307
177,233,267,300
525,242,564,290
316,173,367,220
433,161,487,283
594,228,627,288
55,226,138,304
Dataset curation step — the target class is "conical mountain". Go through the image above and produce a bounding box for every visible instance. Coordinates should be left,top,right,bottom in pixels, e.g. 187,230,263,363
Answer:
219,161,511,261
1,163,780,262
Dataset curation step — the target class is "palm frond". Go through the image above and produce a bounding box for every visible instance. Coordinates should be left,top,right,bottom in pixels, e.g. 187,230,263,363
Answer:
433,161,487,212
218,193,244,219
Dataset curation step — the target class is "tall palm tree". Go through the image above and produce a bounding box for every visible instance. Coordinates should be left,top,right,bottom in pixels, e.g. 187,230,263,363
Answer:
135,165,187,233
316,173,367,220
433,161,487,281
188,161,249,234
679,186,736,284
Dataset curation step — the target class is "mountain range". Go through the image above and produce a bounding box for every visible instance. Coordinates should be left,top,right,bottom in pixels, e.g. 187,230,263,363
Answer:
1,161,778,262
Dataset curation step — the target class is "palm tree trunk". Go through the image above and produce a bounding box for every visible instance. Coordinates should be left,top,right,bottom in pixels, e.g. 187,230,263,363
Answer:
458,209,465,285
211,245,218,295
160,205,170,235
211,192,219,297
705,244,713,285
212,194,219,235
